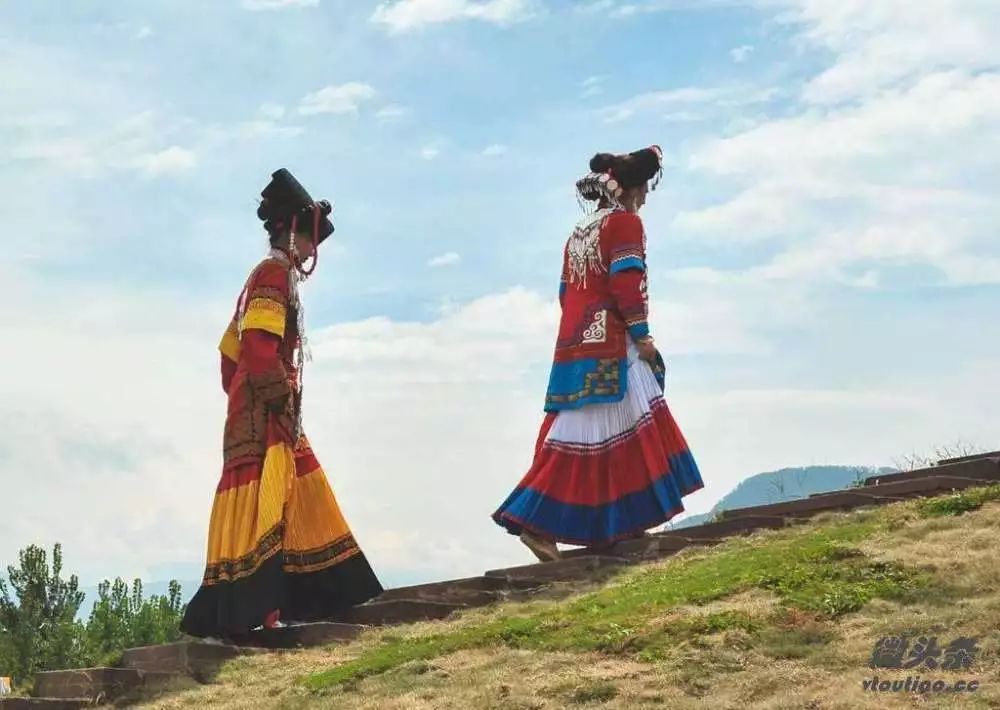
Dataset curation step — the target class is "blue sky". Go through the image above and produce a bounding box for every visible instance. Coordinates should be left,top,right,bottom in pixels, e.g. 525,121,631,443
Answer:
2,0,999,592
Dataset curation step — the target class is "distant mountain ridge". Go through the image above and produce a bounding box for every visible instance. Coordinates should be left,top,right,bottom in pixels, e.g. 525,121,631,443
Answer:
668,465,898,530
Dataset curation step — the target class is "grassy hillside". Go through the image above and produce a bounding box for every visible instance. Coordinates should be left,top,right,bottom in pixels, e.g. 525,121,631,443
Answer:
139,486,1000,709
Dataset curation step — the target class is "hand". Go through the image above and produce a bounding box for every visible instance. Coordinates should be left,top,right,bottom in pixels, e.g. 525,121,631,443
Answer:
636,336,657,363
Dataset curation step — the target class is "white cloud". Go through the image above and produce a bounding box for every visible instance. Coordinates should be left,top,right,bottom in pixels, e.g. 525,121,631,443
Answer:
201,103,303,142
258,102,286,120
428,251,462,267
298,82,377,116
579,0,735,18
580,75,606,98
6,106,194,179
134,25,153,40
767,0,1000,105
371,0,536,34
134,145,198,176
599,85,778,123
375,104,411,123
677,70,1000,284
729,44,753,62
671,2,1000,289
481,143,507,157
662,110,704,123
690,72,1000,178
242,0,319,9
232,120,305,140
576,0,616,13
420,145,441,160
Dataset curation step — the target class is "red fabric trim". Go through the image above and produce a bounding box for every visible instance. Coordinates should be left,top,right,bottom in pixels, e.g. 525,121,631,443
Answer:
217,459,264,493
516,401,692,507
533,412,558,458
294,450,321,478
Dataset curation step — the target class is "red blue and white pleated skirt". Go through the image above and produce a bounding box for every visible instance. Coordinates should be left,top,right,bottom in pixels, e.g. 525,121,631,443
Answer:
493,342,703,546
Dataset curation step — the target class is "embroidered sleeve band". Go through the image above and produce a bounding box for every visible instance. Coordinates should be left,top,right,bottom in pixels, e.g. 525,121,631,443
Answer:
609,255,646,274
240,297,287,338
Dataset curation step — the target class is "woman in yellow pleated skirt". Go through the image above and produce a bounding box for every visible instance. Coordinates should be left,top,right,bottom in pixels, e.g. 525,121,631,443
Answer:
181,170,382,638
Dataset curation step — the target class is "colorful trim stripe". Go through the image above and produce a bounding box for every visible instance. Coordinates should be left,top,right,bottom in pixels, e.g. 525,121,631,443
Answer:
283,534,361,574
544,357,626,411
202,522,284,585
494,450,703,545
609,256,645,274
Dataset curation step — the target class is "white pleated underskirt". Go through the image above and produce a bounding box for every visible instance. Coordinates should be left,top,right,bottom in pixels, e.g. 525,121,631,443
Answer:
545,340,663,449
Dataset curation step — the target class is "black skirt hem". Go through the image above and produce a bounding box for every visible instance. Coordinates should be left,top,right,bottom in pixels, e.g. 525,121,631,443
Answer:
180,552,383,638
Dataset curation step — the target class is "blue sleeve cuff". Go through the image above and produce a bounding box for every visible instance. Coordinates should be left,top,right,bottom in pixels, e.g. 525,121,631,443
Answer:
609,256,646,274
628,322,650,340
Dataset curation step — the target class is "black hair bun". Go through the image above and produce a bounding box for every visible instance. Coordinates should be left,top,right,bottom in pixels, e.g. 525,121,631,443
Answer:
257,200,275,222
589,152,616,173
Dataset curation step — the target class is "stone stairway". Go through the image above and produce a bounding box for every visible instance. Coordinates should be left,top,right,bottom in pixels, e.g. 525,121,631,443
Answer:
5,451,997,708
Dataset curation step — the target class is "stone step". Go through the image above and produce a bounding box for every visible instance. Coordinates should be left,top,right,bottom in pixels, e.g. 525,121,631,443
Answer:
657,515,789,540
727,476,984,517
720,490,904,521
860,474,996,498
865,458,1000,487
485,555,629,584
121,641,265,679
0,699,92,709
937,451,1000,466
32,667,175,702
608,535,720,561
562,535,719,561
234,622,366,649
336,599,467,626
375,575,532,605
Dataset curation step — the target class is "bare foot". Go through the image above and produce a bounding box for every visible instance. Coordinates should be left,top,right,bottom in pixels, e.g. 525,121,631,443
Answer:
520,531,561,562
264,609,282,629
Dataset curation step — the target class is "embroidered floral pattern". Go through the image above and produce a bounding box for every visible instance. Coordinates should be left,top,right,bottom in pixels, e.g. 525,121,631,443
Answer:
581,309,608,344
567,208,619,287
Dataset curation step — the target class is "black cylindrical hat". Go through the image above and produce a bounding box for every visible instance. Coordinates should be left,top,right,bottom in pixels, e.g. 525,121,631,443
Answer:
258,168,334,243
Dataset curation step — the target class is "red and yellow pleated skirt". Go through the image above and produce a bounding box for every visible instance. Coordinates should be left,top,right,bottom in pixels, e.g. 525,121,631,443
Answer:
181,373,382,637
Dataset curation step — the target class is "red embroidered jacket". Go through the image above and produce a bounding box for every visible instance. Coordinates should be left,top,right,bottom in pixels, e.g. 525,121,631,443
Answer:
544,209,657,411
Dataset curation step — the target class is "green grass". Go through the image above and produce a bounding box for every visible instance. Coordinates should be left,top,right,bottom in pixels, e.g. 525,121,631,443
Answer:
303,513,931,692
916,483,1000,518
